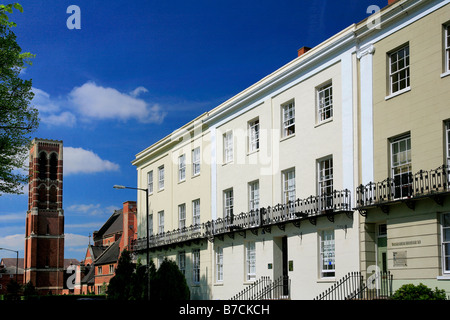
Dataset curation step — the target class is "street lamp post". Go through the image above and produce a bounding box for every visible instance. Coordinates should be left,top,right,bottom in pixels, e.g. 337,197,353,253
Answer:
0,248,19,283
113,184,150,300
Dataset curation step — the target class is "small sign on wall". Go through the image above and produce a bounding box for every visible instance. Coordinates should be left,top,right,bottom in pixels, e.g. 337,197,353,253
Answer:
393,251,407,267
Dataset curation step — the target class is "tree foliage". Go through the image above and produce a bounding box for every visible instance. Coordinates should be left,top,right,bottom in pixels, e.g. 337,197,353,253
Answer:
107,251,190,300
391,283,447,300
0,3,38,195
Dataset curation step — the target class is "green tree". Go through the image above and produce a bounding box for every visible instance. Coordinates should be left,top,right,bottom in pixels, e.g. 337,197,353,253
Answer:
0,3,38,195
152,258,190,300
391,283,447,300
107,250,135,300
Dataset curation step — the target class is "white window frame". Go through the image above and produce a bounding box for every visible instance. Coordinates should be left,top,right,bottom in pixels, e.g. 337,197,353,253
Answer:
446,121,450,168
317,82,333,123
148,213,153,237
246,241,256,281
192,199,200,226
445,25,450,73
178,154,186,182
223,188,233,219
318,157,333,210
441,213,450,274
389,45,410,95
390,135,412,199
283,169,296,211
249,180,260,211
282,101,295,137
158,165,164,191
223,131,233,163
216,246,223,282
193,249,200,284
178,203,186,229
147,170,153,194
248,118,260,152
192,147,200,176
158,210,164,234
320,229,335,278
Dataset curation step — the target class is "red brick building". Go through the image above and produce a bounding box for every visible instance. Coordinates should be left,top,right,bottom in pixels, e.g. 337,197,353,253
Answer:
0,258,24,294
75,201,137,295
24,139,65,295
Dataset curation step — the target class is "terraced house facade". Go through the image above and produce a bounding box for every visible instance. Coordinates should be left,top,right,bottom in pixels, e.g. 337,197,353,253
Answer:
131,0,450,299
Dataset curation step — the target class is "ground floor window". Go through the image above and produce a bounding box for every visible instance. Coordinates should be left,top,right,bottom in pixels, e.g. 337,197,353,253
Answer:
442,213,450,274
320,230,335,278
246,241,256,281
193,249,200,284
216,246,223,282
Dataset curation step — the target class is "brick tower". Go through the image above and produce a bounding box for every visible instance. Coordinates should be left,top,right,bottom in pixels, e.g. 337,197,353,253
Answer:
24,138,64,294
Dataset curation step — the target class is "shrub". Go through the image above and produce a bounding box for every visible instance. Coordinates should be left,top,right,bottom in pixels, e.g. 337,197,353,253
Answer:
391,283,446,300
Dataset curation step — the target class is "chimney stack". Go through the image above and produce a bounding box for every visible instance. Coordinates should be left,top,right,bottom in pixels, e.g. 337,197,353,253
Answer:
297,46,311,57
388,0,399,5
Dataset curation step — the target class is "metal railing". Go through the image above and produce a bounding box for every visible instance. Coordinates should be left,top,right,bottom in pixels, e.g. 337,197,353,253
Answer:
314,271,393,300
356,165,449,208
230,276,291,300
132,189,352,251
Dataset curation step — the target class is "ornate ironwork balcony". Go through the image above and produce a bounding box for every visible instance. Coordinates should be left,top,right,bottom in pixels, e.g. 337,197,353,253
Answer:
356,165,449,213
132,189,352,251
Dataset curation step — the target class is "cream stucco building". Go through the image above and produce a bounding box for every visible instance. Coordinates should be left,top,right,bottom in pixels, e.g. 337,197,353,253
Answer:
131,0,450,299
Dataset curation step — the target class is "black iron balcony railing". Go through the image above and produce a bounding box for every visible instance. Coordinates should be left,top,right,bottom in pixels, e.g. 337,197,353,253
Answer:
132,189,352,251
356,165,449,210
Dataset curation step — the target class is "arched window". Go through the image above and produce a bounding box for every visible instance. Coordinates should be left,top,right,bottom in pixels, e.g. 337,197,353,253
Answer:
49,153,58,180
38,152,47,180
49,185,58,209
38,184,47,209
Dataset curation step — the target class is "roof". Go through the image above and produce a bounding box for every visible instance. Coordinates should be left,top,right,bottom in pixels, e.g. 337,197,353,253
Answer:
94,210,123,241
94,237,122,266
0,258,24,274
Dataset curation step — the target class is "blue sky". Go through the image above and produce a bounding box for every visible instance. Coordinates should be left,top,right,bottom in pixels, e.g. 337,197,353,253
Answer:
0,0,387,262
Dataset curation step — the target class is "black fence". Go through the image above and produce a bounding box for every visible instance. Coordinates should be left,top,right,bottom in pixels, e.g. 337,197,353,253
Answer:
314,271,393,300
356,165,449,208
230,276,291,300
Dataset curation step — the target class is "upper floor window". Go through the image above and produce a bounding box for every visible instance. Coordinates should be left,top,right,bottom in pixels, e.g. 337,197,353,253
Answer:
178,154,186,182
318,157,333,209
178,203,186,229
192,199,200,226
317,82,333,123
389,45,410,94
445,25,450,73
158,165,164,190
192,147,200,176
248,118,260,152
158,210,164,234
147,170,153,194
446,121,450,167
390,134,412,199
282,101,295,137
224,189,234,219
282,169,296,206
249,180,260,211
223,131,233,163
148,213,153,237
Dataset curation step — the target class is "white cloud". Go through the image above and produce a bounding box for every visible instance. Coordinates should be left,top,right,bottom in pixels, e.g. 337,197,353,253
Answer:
63,147,119,176
0,234,24,253
69,82,166,123
64,233,90,248
32,87,76,127
66,203,120,216
130,86,149,97
32,82,166,126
